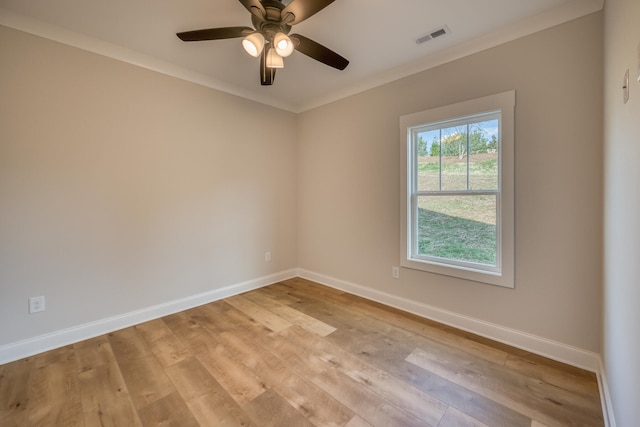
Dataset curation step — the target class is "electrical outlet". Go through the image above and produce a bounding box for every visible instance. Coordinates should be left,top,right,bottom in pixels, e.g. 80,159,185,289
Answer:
265,251,272,262
29,296,45,314
392,266,400,279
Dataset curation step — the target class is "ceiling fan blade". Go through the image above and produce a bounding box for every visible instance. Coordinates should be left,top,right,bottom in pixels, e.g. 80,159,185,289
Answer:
281,0,336,25
290,34,349,70
238,0,266,18
177,27,253,42
260,48,276,85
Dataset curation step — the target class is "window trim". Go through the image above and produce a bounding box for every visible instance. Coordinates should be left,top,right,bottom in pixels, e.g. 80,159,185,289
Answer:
400,91,515,288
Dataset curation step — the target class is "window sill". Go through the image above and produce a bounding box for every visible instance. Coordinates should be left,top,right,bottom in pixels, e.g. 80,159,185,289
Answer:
401,256,514,288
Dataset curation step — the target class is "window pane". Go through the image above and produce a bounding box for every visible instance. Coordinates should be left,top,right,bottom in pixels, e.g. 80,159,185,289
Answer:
416,194,497,265
469,119,499,190
441,156,468,191
440,125,468,191
416,129,440,191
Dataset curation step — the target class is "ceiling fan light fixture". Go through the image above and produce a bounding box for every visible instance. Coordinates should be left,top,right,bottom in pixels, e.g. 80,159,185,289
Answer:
274,32,294,57
242,32,265,57
176,0,349,85
266,48,284,68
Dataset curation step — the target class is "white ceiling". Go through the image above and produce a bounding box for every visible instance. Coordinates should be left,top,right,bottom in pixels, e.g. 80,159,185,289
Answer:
0,0,602,112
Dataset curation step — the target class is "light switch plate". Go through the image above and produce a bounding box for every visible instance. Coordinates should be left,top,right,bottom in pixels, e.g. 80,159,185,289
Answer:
623,69,629,104
637,42,640,81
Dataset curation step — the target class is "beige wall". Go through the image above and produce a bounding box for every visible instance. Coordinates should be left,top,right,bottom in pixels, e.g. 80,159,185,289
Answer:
0,26,298,345
0,12,605,362
297,13,603,352
603,0,640,424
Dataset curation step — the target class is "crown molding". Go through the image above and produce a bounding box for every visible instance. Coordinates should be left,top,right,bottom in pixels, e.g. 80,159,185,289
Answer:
296,0,604,112
0,7,297,112
1,0,603,114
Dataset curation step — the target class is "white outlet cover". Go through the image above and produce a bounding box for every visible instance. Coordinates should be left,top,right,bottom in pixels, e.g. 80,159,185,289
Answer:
29,296,45,314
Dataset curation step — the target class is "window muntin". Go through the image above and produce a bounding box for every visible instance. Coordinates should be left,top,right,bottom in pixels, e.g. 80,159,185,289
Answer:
400,91,515,288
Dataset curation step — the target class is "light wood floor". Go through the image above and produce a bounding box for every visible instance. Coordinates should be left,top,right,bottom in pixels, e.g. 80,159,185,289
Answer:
0,278,603,426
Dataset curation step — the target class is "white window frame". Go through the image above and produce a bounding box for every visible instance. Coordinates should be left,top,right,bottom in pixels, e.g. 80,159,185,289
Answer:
400,91,515,288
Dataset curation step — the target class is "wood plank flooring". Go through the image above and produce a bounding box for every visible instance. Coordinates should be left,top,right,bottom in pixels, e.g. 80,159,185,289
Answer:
0,278,604,426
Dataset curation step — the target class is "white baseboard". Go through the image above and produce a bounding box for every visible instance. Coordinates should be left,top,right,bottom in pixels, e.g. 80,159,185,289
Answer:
0,267,615,425
597,356,616,427
299,268,617,425
297,269,601,373
0,269,297,365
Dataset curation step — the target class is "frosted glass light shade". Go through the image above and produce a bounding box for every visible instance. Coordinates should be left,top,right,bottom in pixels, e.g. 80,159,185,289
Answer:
274,32,294,57
266,48,284,68
242,33,265,57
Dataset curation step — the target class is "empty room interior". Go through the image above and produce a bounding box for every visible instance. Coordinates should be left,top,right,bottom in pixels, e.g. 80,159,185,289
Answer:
0,0,638,426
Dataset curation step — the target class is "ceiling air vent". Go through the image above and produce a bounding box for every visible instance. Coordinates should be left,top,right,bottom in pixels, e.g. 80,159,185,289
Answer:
416,26,450,45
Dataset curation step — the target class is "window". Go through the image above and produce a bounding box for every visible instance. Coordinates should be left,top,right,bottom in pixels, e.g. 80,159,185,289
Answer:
400,91,515,287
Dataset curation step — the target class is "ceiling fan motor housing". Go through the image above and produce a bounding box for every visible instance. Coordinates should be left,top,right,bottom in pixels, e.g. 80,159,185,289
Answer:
252,0,293,38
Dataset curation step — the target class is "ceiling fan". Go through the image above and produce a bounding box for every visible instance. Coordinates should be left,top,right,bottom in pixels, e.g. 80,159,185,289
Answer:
176,0,349,86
